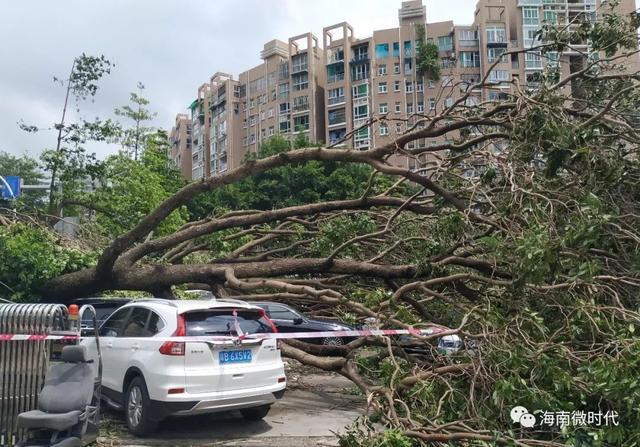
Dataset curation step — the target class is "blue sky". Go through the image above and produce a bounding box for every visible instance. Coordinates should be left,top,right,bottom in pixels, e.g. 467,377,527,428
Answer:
0,0,477,160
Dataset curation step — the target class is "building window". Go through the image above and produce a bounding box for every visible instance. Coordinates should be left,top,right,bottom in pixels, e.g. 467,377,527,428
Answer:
278,83,289,100
375,43,389,59
354,105,369,120
525,51,543,69
293,114,310,131
352,44,369,60
393,80,400,92
260,111,265,121
442,76,453,87
406,103,413,114
250,115,256,126
327,64,345,83
417,101,424,113
268,108,274,118
429,98,436,110
329,128,346,145
416,82,424,92
292,52,308,73
378,64,387,76
328,46,344,63
395,102,401,113
489,70,509,82
487,47,506,63
279,102,290,114
380,125,388,136
403,41,412,57
458,29,478,46
352,83,368,98
486,26,506,44
292,73,309,91
279,120,290,133
328,108,346,125
404,58,413,74
328,87,345,105
378,82,388,93
522,7,539,26
352,64,369,81
379,103,388,114
544,10,557,24
444,97,453,108
405,81,413,93
437,35,453,52
460,51,480,68
249,134,256,144
269,126,275,136
428,80,435,88
393,62,400,74
392,42,400,57
293,95,309,112
396,123,403,134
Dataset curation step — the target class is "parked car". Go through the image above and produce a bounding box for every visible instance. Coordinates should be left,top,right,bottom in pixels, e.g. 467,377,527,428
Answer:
82,298,285,436
71,297,132,331
249,301,355,346
398,333,463,355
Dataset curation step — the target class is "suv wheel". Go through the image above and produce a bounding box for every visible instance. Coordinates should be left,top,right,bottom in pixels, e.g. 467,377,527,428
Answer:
126,377,158,436
240,404,271,421
322,336,344,346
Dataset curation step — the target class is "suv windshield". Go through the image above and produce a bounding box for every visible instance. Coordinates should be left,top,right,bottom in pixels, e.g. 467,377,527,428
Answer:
184,309,274,336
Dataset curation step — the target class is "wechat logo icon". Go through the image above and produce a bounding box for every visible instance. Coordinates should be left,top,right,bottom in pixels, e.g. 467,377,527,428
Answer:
511,406,536,428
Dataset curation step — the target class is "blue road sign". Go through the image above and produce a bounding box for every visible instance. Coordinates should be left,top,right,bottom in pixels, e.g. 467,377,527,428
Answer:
1,176,22,199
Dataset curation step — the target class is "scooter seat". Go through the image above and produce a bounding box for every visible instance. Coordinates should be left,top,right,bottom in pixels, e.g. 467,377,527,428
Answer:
17,409,81,431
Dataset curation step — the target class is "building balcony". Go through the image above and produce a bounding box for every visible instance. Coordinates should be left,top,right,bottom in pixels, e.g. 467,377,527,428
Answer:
328,73,345,83
517,0,542,5
353,117,370,128
328,96,346,106
353,97,369,107
354,138,370,149
293,105,310,114
350,56,369,65
291,63,308,74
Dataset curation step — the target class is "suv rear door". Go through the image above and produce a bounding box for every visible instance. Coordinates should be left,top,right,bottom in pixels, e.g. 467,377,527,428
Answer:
183,307,280,394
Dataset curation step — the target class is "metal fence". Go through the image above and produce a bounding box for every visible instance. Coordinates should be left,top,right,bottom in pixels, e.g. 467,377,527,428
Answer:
0,304,69,447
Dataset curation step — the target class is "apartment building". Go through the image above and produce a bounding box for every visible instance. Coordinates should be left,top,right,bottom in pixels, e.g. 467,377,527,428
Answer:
173,0,636,179
180,34,325,180
168,113,192,178
320,0,635,170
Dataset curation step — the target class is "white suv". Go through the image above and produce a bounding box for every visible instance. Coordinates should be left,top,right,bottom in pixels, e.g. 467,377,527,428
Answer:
82,298,286,436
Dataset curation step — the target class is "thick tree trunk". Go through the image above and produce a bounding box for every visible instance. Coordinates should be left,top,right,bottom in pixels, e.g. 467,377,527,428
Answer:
42,258,418,302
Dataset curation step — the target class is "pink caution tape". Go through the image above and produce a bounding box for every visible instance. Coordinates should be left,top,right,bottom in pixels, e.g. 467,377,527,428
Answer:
0,326,450,343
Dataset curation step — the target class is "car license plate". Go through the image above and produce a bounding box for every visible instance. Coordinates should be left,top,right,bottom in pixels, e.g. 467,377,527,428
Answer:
219,349,252,364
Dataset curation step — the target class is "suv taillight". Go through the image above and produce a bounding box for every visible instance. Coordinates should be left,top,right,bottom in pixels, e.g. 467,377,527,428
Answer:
159,314,186,356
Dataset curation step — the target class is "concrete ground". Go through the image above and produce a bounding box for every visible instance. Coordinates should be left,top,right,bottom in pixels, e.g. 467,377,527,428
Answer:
97,364,365,447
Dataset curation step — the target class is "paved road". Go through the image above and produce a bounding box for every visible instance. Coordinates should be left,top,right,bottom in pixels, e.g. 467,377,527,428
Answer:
98,372,364,447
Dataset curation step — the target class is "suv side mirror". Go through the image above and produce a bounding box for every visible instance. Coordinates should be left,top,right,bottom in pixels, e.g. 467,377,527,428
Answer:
293,317,304,325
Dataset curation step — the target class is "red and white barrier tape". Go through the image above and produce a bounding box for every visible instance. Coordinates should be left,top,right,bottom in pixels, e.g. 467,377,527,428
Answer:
0,327,449,342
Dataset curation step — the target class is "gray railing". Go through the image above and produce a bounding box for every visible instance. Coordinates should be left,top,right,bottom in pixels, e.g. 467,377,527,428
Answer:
0,303,69,447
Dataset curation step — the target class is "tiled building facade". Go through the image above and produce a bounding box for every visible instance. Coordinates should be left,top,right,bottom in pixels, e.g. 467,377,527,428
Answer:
168,113,192,179
170,0,636,179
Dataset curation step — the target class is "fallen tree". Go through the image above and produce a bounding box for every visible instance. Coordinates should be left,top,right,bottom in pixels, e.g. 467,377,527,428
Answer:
41,6,640,445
